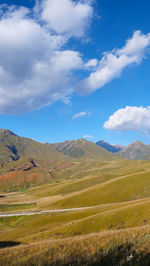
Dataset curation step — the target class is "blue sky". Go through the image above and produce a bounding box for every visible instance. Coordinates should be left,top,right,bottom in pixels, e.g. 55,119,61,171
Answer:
0,0,150,145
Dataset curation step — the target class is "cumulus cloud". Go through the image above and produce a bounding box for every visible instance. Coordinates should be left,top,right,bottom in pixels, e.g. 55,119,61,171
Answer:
0,1,90,114
73,111,87,119
104,106,150,133
41,0,93,37
78,31,150,94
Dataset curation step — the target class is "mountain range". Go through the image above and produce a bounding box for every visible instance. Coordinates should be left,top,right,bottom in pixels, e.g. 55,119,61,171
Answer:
97,139,150,160
1,129,150,165
0,129,150,191
0,129,119,191
0,129,117,165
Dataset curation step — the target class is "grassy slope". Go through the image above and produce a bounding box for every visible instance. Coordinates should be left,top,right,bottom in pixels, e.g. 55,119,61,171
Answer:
49,198,150,238
50,169,150,208
43,161,145,197
26,160,145,199
0,198,149,243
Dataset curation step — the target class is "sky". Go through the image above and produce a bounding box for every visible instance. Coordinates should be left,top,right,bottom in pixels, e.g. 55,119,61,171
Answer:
0,0,150,145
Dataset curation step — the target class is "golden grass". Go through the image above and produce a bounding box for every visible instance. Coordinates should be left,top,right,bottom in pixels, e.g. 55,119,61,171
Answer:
0,201,132,242
49,198,150,238
1,225,150,265
50,170,150,208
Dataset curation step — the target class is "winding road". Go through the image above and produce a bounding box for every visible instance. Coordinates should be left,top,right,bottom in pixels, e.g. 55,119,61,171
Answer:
0,206,92,217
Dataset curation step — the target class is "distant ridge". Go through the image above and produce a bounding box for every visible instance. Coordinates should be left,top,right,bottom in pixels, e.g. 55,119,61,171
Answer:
96,140,124,153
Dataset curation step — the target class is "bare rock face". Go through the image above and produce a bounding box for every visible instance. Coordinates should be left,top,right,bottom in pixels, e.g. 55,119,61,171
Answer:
55,140,85,158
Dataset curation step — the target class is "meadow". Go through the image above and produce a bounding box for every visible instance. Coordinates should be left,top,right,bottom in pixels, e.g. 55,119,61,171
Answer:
1,159,150,265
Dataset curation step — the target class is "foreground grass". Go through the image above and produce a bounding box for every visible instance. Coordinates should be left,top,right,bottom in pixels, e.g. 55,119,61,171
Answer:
1,226,150,265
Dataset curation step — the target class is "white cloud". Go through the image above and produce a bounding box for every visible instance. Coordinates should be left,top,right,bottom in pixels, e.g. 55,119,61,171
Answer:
0,3,85,114
41,0,93,37
84,58,98,69
73,111,87,119
0,1,150,115
117,31,150,58
82,134,93,138
104,106,150,133
78,31,150,94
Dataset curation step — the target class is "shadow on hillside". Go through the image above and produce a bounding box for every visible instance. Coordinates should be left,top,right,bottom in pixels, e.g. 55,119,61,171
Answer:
0,195,5,198
0,241,21,249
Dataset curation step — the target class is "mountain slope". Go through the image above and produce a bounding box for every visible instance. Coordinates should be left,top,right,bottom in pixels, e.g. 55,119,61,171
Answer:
0,129,70,167
117,141,150,160
53,138,118,160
